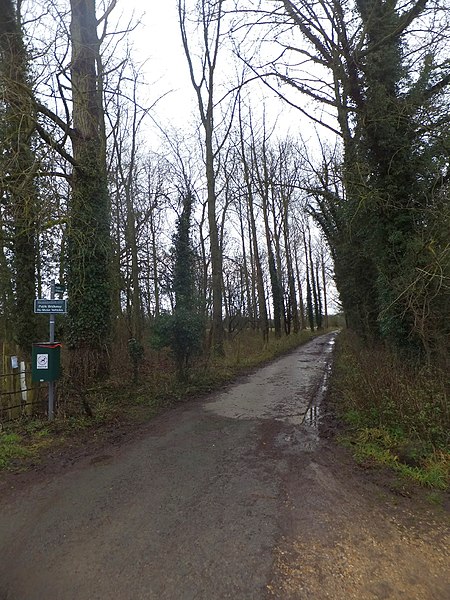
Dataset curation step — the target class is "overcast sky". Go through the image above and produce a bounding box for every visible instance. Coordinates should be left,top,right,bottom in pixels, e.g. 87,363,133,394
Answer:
125,1,197,129
111,0,337,166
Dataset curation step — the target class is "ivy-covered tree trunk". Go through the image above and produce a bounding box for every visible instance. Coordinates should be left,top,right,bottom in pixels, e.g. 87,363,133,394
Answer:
0,207,14,341
168,191,204,380
276,0,450,359
68,0,112,381
354,0,424,353
0,0,38,353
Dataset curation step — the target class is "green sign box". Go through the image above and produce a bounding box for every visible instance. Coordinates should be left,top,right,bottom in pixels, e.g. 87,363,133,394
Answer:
34,299,68,314
31,343,62,382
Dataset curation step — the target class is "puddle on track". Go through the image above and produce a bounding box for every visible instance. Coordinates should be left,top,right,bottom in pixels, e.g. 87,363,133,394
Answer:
303,333,336,429
204,332,338,434
273,333,337,453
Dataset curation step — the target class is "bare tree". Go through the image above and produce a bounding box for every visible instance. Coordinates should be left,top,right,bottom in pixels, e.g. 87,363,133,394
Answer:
178,0,231,354
238,104,269,340
249,121,284,338
277,140,300,333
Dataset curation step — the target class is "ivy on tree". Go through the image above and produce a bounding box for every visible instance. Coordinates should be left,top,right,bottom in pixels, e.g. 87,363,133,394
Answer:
152,191,204,380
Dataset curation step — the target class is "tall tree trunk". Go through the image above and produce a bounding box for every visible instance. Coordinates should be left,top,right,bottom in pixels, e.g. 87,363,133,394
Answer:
253,140,282,338
282,208,299,333
308,227,321,329
68,0,112,382
0,0,38,353
111,186,122,323
261,190,282,338
107,73,144,341
294,243,306,330
246,202,258,330
315,261,323,329
247,189,269,341
238,194,253,323
179,0,226,355
198,201,209,321
204,108,223,353
321,249,329,329
149,209,160,317
125,194,141,340
302,231,314,331
239,112,268,341
271,191,287,335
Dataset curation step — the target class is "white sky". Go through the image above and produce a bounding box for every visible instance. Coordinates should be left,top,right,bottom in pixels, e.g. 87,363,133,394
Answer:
118,0,319,142
125,1,198,130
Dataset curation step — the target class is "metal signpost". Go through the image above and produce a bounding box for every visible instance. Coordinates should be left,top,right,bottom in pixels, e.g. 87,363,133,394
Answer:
33,280,67,420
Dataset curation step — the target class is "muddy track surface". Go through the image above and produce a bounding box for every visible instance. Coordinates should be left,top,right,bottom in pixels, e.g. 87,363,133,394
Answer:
0,333,448,599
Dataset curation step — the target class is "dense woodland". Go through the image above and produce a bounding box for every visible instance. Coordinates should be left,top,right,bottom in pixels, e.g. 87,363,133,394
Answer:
0,0,449,396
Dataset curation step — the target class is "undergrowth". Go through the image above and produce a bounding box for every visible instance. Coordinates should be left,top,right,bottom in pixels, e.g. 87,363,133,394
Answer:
331,331,449,490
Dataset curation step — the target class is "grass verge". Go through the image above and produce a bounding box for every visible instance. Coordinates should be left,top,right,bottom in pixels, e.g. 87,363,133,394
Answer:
330,331,449,491
0,425,53,471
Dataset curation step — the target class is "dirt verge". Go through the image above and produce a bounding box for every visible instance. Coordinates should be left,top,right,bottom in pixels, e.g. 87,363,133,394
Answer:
266,375,450,600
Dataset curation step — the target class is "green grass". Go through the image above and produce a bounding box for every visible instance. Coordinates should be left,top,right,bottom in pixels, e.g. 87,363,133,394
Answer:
339,427,449,490
0,421,55,470
0,432,32,469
